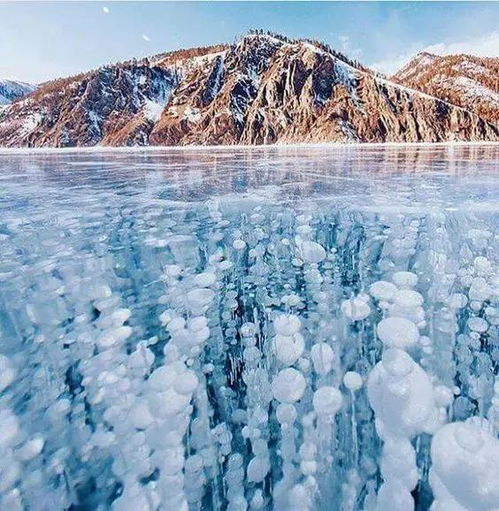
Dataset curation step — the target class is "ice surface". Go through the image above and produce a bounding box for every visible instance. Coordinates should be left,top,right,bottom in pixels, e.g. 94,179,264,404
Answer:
0,144,498,510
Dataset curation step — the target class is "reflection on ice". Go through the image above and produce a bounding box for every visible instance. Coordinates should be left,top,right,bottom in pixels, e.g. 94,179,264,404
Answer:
0,144,498,510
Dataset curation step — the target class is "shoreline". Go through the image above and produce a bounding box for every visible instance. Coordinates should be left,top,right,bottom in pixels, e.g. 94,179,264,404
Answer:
0,140,499,154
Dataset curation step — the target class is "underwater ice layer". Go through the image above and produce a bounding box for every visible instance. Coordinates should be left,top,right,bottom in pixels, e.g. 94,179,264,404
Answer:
0,145,498,511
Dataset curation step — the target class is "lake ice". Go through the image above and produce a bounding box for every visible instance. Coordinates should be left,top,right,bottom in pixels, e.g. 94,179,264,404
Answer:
0,144,498,511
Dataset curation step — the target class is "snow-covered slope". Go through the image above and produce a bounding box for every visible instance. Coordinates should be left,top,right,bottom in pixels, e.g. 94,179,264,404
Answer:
392,53,499,125
0,33,497,147
0,79,36,105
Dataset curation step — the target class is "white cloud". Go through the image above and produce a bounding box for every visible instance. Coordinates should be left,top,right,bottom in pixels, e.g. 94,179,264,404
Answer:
370,53,414,76
425,31,499,58
338,34,363,59
371,31,499,76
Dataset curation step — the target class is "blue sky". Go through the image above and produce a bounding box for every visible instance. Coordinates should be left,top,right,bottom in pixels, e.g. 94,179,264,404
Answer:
1,1,499,83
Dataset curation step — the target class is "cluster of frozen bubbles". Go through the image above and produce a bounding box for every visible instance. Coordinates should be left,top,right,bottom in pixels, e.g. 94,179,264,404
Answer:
0,191,498,511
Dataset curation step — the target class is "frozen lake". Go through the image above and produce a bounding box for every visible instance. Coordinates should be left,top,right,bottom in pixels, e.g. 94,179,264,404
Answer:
0,144,498,511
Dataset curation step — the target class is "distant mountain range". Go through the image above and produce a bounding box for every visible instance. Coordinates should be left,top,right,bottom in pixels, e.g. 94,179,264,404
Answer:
0,31,498,147
0,79,36,106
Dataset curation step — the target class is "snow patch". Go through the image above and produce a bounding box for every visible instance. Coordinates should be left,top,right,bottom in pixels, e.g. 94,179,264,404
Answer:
20,112,42,135
143,100,165,122
183,106,202,123
452,76,499,103
452,60,490,77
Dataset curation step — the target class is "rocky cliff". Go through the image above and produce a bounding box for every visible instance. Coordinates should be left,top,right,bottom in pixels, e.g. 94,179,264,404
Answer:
392,52,499,125
0,32,497,147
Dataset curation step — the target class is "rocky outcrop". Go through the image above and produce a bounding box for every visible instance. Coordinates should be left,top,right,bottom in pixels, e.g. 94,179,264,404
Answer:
0,32,497,147
392,53,499,125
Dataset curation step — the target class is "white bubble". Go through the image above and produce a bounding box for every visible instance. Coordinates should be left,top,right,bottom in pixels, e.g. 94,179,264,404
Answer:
467,317,488,333
393,289,424,308
167,317,186,332
299,240,326,263
0,409,19,448
173,370,199,395
186,288,215,311
312,386,343,416
376,317,419,349
310,343,334,376
434,385,453,407
343,371,363,391
96,326,132,349
148,365,176,390
272,368,306,403
18,435,44,461
392,271,418,288
368,349,440,438
193,272,216,287
468,277,491,302
341,296,371,321
369,280,398,301
431,420,499,510
0,355,15,392
273,314,301,336
129,402,154,430
473,256,492,275
447,293,468,309
247,456,270,483
273,333,305,366
233,239,247,250
276,403,297,424
165,264,182,278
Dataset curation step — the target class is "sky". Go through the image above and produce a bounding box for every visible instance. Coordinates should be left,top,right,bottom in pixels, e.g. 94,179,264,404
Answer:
1,1,499,83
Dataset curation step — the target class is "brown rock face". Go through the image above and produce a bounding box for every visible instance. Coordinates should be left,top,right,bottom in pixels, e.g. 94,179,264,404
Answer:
392,52,499,125
0,32,498,147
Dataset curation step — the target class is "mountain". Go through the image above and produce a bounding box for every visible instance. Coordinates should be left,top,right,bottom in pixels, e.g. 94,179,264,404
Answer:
0,79,36,105
392,52,499,125
0,32,497,147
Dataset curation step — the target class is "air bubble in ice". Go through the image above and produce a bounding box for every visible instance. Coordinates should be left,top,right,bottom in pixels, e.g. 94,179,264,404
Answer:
369,281,398,301
430,420,499,510
193,272,216,287
341,296,371,321
376,317,419,350
343,371,363,391
276,403,297,425
393,289,424,308
273,314,301,336
247,456,270,483
233,239,247,250
299,241,326,264
467,317,488,333
310,343,334,376
0,355,15,392
368,349,440,438
273,333,305,366
272,368,306,403
312,386,343,416
186,288,215,312
392,271,418,288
